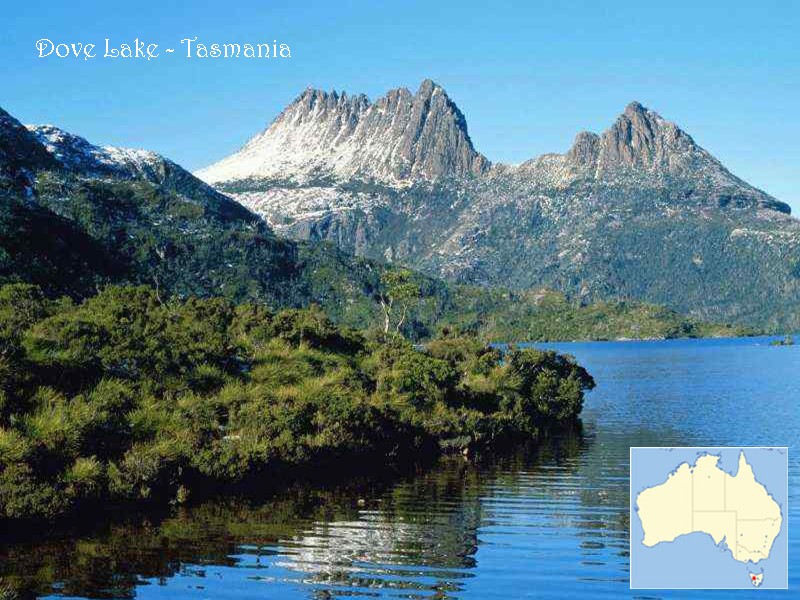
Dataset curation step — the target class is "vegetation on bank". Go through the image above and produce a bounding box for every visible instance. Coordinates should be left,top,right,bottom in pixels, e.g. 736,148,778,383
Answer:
293,264,754,343
439,288,754,342
0,283,594,523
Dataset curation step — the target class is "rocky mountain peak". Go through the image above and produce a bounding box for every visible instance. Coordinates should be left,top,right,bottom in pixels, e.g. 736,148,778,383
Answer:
595,101,697,172
365,78,488,181
601,102,662,166
197,87,790,217
417,78,439,95
197,79,489,185
286,86,369,121
623,100,646,116
562,102,788,213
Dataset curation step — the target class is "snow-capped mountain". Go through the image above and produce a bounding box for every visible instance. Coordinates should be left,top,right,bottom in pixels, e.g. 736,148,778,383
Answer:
0,103,394,312
196,81,800,329
28,124,170,181
196,79,489,186
5,101,738,339
27,124,253,221
512,100,784,210
197,87,785,214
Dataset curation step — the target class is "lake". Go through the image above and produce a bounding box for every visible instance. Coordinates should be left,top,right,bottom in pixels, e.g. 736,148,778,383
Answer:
1,336,797,598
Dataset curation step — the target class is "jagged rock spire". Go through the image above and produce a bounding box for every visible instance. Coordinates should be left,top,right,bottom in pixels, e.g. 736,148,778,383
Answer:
197,80,489,184
567,131,600,166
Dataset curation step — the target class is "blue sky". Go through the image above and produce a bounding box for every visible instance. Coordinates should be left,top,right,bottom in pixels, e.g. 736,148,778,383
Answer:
4,1,799,211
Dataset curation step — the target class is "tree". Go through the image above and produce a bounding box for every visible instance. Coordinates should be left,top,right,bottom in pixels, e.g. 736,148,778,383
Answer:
376,270,421,335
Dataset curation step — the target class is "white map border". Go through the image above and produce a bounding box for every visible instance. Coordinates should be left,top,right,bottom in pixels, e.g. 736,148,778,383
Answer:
629,446,789,590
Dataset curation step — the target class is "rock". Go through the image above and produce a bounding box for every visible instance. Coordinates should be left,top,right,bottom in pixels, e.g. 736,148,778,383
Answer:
196,79,489,185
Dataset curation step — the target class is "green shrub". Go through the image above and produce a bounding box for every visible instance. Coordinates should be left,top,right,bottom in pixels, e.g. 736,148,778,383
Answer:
63,456,104,499
21,387,80,457
496,349,595,430
108,439,185,501
0,427,30,464
0,283,56,356
0,462,66,519
269,306,365,353
23,314,108,370
0,579,19,600
374,340,458,411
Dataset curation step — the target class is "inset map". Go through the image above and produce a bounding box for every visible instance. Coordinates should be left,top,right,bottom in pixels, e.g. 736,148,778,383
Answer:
630,447,788,589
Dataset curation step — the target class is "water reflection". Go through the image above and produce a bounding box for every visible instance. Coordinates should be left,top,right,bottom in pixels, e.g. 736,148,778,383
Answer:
0,434,588,599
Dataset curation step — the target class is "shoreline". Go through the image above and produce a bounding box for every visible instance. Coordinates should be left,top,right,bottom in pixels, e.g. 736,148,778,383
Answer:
0,424,582,541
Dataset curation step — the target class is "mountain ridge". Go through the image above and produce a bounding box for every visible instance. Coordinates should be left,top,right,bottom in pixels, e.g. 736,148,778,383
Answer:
28,124,256,222
198,80,800,329
0,107,59,194
197,84,789,215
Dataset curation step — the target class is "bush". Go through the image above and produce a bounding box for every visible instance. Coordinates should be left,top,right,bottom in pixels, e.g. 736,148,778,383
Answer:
496,349,595,430
0,427,30,464
23,314,108,371
269,306,365,353
63,456,104,499
0,462,66,519
374,339,458,411
108,439,185,501
0,283,56,356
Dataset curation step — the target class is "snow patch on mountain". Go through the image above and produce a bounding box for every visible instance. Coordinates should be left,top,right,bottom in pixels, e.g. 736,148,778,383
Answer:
230,186,385,229
27,124,167,181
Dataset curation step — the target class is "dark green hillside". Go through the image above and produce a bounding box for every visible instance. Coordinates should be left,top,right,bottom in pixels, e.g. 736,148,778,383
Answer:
0,194,124,296
0,177,752,342
0,108,58,190
437,288,753,341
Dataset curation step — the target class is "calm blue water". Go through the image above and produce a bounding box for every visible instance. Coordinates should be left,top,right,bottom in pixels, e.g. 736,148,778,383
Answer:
2,336,797,598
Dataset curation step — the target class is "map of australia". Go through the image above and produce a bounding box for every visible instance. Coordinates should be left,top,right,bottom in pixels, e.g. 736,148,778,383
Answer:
630,447,788,589
637,452,781,562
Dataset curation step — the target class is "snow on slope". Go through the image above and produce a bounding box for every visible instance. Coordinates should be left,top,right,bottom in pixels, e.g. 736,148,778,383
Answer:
27,124,167,181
